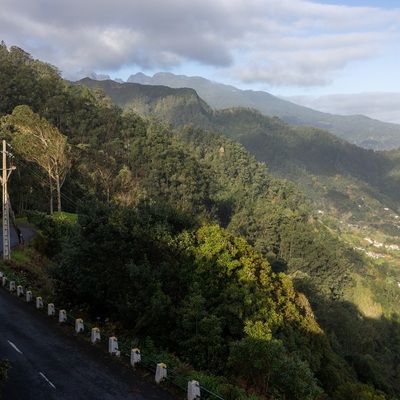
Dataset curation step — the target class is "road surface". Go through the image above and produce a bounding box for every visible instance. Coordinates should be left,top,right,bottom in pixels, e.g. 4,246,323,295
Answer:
0,223,37,251
0,288,181,399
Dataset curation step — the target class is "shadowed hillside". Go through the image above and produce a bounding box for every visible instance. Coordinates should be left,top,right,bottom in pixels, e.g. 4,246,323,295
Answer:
126,72,400,150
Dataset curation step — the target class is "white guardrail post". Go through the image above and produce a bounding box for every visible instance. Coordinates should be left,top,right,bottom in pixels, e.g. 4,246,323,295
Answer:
26,290,32,302
59,310,67,323
188,380,201,400
36,296,43,309
48,303,55,316
155,363,167,383
91,327,101,343
130,348,141,367
108,337,120,356
17,285,24,297
75,318,84,333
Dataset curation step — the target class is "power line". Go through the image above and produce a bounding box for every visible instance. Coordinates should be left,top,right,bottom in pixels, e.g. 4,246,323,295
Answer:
10,155,81,212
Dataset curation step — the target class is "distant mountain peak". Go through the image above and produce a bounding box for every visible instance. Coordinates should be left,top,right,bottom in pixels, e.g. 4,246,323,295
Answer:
96,74,112,81
81,71,400,150
123,71,400,150
128,72,151,84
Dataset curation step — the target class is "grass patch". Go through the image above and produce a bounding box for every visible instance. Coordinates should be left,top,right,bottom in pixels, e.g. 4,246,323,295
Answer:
51,211,77,223
1,244,54,299
11,247,34,264
350,275,383,319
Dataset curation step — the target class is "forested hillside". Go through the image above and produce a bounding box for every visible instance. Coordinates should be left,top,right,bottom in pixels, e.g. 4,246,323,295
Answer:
1,43,400,399
126,72,400,150
79,77,400,225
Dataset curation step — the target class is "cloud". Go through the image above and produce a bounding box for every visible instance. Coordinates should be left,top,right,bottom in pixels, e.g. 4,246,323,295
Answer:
1,0,239,73
1,0,400,88
283,92,400,124
230,2,400,87
232,31,387,86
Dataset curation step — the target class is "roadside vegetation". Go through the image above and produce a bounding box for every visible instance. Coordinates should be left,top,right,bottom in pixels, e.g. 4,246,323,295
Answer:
0,359,11,399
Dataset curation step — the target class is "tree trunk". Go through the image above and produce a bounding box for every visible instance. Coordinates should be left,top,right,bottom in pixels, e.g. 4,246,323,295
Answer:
56,172,62,212
49,175,54,214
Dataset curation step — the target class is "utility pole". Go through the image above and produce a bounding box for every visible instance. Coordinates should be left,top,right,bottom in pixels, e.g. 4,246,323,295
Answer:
2,140,14,260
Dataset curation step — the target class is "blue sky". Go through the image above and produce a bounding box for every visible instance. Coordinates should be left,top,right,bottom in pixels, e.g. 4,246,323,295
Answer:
1,0,400,123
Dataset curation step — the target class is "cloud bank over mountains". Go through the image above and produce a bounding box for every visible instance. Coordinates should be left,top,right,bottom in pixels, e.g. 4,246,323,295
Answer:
1,0,399,123
1,0,399,89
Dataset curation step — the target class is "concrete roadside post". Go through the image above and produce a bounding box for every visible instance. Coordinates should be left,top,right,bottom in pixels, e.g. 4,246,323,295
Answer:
48,303,55,316
130,348,141,367
188,380,201,400
108,337,120,356
26,290,32,302
36,296,43,309
155,363,167,383
75,318,84,333
59,310,67,323
91,327,101,343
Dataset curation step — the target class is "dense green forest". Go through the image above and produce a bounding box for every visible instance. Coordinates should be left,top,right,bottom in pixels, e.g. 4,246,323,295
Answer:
1,42,400,399
80,77,400,220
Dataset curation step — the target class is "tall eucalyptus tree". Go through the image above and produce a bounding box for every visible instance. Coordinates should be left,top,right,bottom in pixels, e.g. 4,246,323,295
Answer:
2,105,71,213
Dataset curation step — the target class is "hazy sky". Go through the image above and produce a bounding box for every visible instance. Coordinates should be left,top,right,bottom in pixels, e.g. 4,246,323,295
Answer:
1,0,400,123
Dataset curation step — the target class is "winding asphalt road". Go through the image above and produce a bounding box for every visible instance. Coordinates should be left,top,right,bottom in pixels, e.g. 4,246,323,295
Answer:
0,223,182,399
0,288,182,399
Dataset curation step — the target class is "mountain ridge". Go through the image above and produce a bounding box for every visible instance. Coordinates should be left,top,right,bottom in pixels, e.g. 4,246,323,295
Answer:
76,77,400,230
121,71,400,150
